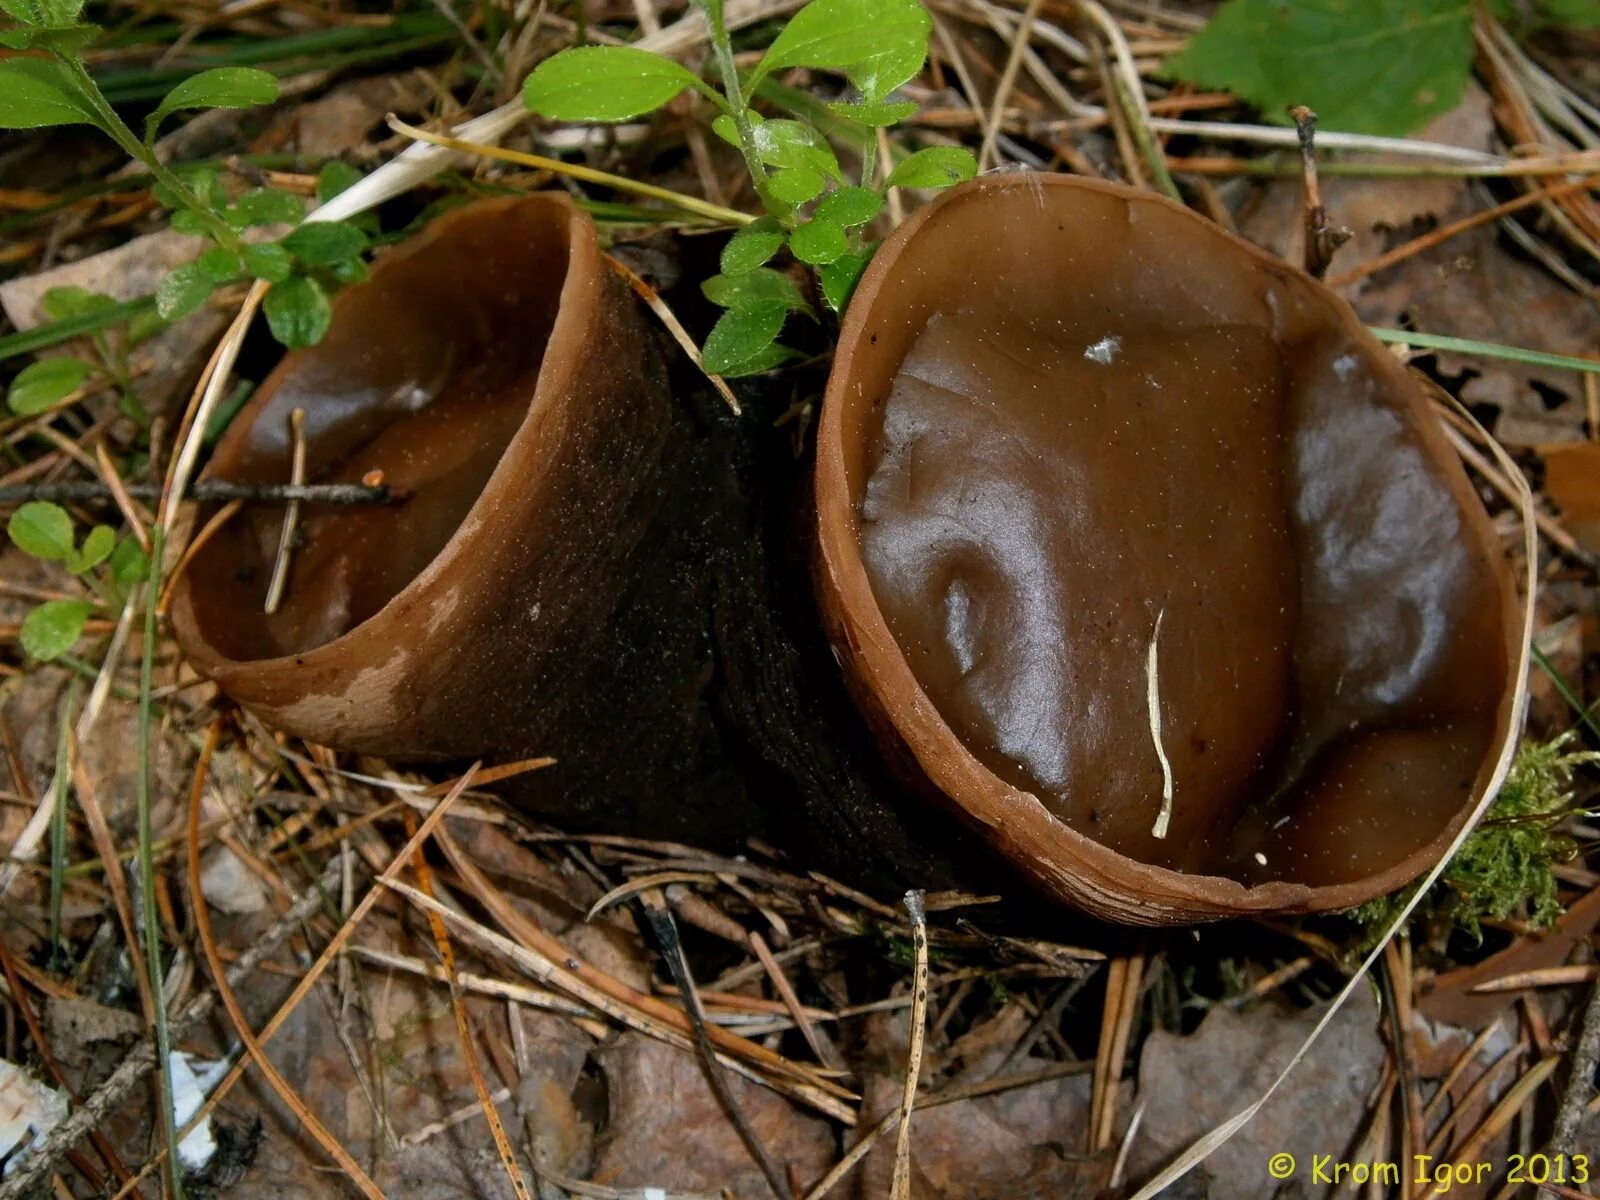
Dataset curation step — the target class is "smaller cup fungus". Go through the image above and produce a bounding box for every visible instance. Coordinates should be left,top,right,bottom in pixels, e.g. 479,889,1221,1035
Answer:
814,173,1523,924
171,195,712,818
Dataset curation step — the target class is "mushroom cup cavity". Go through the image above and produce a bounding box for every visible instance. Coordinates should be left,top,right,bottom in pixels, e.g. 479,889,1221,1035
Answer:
171,195,689,776
815,173,1521,924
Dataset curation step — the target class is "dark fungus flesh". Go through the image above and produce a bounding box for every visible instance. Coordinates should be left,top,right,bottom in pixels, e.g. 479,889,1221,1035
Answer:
170,195,741,834
815,173,1522,924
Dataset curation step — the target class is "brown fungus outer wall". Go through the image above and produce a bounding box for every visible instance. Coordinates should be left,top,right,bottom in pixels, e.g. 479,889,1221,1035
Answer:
171,195,756,840
815,173,1522,925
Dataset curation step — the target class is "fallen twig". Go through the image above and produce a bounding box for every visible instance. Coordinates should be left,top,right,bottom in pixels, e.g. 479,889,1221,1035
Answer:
891,890,929,1200
0,479,403,506
1291,106,1352,279
0,858,344,1200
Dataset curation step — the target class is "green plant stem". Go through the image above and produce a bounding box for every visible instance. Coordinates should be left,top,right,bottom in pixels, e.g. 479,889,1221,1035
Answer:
0,298,155,364
1369,328,1600,374
697,0,787,223
54,53,242,254
133,524,186,1200
859,133,879,193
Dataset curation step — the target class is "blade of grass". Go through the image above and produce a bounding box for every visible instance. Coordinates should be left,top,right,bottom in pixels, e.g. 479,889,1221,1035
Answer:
1370,328,1600,374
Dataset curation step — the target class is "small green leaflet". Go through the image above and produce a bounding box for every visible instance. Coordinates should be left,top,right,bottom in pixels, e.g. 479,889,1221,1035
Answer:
0,0,84,27
39,286,114,322
8,357,91,415
109,537,150,586
827,99,918,127
282,220,368,265
750,119,843,181
768,168,827,206
68,524,113,574
814,186,883,227
722,219,787,275
264,275,331,348
156,262,215,321
8,501,74,561
702,303,790,374
226,187,304,229
790,217,847,265
820,249,872,312
886,145,977,189
242,243,293,282
1165,0,1476,137
0,58,101,130
523,45,718,122
702,268,809,312
20,599,91,661
146,67,279,138
752,0,932,102
718,342,798,377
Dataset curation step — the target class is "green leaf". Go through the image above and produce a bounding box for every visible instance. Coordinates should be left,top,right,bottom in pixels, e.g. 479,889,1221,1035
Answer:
197,246,242,283
1165,0,1475,137
790,217,848,265
1537,0,1600,26
753,0,933,101
39,286,114,322
281,220,368,265
241,242,293,283
886,145,977,189
826,98,917,127
0,0,84,27
702,303,790,374
702,268,809,312
155,262,215,322
109,537,150,586
8,501,74,561
722,218,786,275
815,185,883,227
820,248,872,312
767,167,827,206
20,600,91,661
146,66,279,138
68,524,113,574
227,187,304,229
711,112,741,147
264,275,331,348
0,57,101,130
8,357,91,415
751,119,842,181
0,23,95,52
523,45,714,122
718,341,799,378
316,161,363,202
126,308,166,346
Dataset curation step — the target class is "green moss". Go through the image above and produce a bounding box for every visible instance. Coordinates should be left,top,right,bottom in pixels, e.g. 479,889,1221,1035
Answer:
1349,734,1598,948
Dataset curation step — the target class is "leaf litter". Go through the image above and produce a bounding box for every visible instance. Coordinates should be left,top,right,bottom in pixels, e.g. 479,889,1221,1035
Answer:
0,0,1597,1198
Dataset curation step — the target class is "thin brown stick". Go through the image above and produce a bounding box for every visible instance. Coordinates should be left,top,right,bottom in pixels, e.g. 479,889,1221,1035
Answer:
1328,174,1597,289
641,892,793,1200
804,1060,1093,1200
263,406,307,615
433,826,854,1107
0,480,401,507
405,808,533,1200
977,0,1044,171
890,890,929,1200
751,930,842,1071
603,254,741,414
92,444,152,554
0,858,342,1200
66,733,156,1026
1550,975,1600,1154
1291,106,1352,278
185,723,388,1200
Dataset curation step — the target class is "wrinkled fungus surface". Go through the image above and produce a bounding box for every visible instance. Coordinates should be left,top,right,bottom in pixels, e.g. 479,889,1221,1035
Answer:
821,174,1517,905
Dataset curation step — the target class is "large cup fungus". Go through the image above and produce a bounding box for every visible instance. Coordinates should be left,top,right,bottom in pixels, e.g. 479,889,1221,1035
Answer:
814,173,1521,924
170,195,734,833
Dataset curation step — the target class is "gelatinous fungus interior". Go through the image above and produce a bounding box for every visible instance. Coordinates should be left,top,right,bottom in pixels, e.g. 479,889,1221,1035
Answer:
184,201,569,662
850,180,1513,887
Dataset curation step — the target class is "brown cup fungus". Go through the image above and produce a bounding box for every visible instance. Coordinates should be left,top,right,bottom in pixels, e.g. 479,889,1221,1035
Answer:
815,173,1521,924
171,195,721,826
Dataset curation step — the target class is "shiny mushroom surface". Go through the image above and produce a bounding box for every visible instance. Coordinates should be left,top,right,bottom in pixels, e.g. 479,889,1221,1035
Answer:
816,172,1521,923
